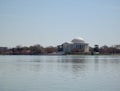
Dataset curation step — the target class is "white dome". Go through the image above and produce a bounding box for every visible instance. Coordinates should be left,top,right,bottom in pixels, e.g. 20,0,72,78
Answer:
71,37,85,43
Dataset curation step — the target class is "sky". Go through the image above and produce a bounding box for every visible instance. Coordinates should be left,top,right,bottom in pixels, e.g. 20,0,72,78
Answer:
0,0,120,47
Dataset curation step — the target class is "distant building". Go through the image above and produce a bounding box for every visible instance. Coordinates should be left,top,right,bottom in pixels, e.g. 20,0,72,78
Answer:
57,37,89,54
114,45,120,49
0,47,8,54
0,47,8,51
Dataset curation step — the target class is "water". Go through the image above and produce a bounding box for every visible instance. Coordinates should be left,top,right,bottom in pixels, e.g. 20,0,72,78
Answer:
0,55,120,91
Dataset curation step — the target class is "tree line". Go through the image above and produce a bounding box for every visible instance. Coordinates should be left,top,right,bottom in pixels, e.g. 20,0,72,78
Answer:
90,45,120,55
0,44,57,55
0,44,120,55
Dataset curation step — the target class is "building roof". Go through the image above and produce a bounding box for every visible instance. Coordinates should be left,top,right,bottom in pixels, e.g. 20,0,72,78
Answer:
71,37,85,43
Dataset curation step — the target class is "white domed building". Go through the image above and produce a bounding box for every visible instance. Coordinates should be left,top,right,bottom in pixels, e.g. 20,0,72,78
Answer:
57,37,89,54
71,37,85,43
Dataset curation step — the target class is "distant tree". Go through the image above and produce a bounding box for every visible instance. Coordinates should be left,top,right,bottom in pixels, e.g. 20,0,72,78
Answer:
44,46,57,53
29,44,44,55
94,45,99,52
100,45,109,54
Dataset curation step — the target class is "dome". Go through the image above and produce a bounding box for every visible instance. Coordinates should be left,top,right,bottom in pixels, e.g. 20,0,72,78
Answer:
71,37,85,43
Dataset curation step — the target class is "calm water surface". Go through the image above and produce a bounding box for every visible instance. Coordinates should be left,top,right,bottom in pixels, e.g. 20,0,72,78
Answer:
0,55,120,91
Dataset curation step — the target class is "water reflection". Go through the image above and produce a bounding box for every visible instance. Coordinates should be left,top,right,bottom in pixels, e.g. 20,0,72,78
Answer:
94,56,99,71
57,55,86,63
1,55,120,91
55,56,87,77
0,55,120,75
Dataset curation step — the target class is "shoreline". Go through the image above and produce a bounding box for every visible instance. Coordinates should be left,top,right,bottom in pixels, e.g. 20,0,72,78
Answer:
0,54,120,56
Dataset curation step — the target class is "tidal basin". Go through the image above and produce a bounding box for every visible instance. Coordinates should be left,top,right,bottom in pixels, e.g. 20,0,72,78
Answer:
0,55,120,91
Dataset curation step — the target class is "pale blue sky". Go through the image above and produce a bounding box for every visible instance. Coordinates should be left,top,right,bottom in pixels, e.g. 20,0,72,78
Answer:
0,0,120,47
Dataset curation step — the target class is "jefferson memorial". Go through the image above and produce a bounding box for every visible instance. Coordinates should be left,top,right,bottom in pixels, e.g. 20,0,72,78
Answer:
57,37,89,54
